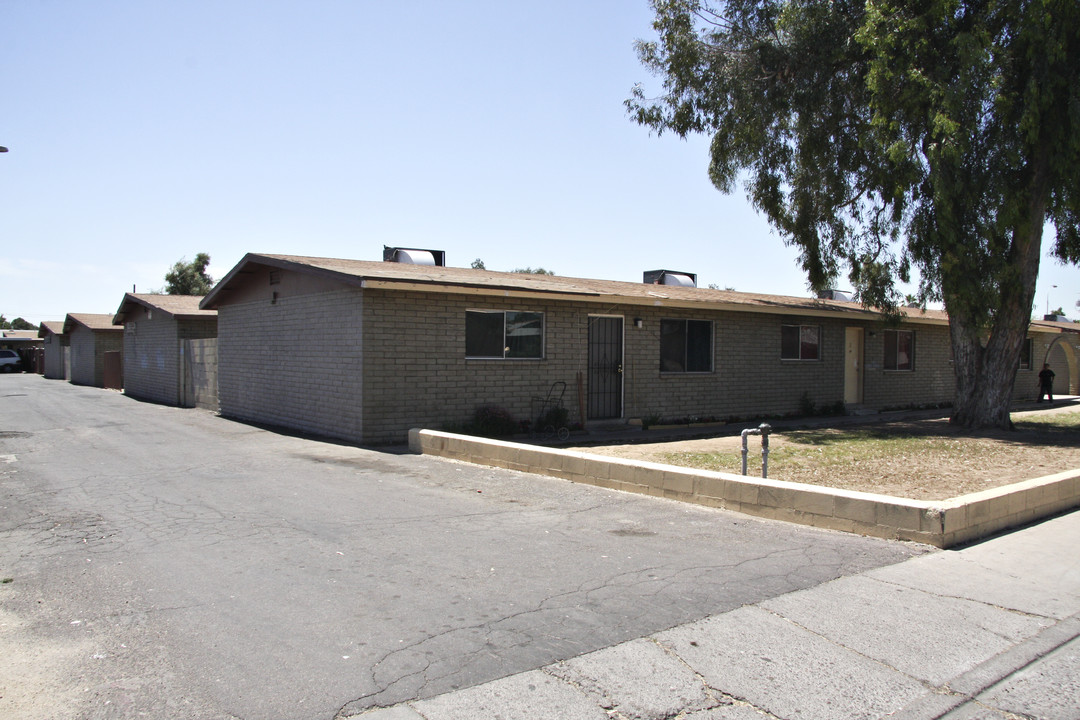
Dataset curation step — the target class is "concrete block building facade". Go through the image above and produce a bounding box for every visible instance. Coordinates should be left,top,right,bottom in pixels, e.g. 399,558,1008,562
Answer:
201,253,1080,445
113,294,218,407
38,320,68,379
63,313,124,388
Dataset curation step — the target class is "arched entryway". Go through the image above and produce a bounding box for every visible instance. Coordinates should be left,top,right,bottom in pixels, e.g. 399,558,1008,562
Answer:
1043,335,1079,395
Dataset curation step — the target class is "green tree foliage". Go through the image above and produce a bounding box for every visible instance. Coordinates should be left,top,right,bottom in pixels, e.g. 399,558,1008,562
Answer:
469,259,555,275
628,0,1080,428
0,315,31,330
9,317,35,330
164,253,215,295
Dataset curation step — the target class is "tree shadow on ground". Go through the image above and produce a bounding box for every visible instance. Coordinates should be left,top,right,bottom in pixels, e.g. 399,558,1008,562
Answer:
781,412,1080,451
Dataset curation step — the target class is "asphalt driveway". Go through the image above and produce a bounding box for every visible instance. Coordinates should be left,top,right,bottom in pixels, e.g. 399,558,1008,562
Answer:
0,374,927,720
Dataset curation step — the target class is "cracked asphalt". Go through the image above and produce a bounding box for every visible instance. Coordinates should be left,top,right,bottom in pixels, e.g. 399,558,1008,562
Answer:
1,374,926,720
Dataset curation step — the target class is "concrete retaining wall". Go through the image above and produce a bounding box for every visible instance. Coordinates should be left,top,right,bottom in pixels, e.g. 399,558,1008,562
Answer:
409,429,1080,548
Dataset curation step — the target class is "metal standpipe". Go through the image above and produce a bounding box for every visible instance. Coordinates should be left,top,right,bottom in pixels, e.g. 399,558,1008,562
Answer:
741,423,772,478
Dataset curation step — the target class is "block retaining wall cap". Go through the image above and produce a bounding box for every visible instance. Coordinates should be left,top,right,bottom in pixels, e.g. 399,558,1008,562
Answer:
410,429,1080,549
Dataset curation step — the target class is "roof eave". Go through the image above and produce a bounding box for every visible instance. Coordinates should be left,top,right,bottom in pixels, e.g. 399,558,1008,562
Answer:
200,253,367,309
358,279,949,324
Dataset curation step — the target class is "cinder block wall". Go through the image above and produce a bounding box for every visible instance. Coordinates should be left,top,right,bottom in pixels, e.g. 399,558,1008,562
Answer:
42,334,66,379
360,291,957,444
361,290,587,443
121,314,217,406
625,310,850,421
1013,335,1052,402
185,337,218,410
860,323,954,409
219,277,1070,446
217,289,364,442
123,312,180,404
69,328,122,387
68,326,96,386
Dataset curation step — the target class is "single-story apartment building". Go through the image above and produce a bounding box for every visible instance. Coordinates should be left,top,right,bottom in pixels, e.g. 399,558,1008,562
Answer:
199,252,1080,445
38,320,68,379
113,293,218,408
63,313,124,388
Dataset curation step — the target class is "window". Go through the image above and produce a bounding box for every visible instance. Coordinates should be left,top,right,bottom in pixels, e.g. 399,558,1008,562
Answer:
1019,338,1033,370
781,325,820,360
884,329,914,370
660,319,712,372
465,310,544,359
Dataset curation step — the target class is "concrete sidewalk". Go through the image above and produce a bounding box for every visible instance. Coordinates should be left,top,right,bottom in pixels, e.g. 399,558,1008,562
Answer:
357,509,1080,720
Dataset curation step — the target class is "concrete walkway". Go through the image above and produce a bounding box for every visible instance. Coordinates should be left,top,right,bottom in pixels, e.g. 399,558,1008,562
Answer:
356,508,1080,720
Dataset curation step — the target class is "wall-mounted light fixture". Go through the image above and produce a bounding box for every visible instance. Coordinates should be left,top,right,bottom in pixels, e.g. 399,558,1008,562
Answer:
634,318,643,329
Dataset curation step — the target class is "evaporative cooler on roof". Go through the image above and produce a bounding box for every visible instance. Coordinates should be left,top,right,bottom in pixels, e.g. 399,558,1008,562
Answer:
383,246,447,266
643,270,697,287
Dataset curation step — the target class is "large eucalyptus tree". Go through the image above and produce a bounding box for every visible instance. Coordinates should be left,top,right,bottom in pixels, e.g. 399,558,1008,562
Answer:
628,0,1079,428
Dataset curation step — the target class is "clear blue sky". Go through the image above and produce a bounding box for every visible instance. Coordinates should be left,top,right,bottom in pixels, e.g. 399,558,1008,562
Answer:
1,1,1076,325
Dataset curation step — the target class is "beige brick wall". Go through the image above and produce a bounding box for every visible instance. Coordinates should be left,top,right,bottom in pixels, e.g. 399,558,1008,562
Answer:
359,291,958,443
861,324,953,409
361,291,587,443
217,275,1079,446
218,289,363,442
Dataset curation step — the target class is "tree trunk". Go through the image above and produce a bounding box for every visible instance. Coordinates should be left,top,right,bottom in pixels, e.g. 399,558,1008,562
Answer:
948,146,1050,429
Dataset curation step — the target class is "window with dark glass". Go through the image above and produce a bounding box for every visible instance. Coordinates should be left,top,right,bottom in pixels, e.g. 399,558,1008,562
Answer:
466,310,544,359
884,329,914,370
660,319,712,372
781,325,820,360
1019,338,1033,370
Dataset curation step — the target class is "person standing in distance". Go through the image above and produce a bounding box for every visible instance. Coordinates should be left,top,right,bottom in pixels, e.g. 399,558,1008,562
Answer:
1037,363,1056,404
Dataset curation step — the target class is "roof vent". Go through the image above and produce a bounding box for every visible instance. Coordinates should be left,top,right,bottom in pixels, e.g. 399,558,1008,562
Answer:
383,246,446,266
817,289,853,301
643,270,697,287
1044,313,1070,322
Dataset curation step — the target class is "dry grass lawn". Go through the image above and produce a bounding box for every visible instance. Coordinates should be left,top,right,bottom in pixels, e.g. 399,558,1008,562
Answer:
578,405,1080,501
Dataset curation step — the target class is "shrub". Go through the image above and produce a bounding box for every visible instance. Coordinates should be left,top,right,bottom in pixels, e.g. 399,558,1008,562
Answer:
470,405,519,437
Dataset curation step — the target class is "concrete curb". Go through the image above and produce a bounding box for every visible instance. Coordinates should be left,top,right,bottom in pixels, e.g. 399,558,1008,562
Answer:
409,429,1080,548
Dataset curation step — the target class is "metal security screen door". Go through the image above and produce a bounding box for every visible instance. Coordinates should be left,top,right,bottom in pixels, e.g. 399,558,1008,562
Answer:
587,316,623,419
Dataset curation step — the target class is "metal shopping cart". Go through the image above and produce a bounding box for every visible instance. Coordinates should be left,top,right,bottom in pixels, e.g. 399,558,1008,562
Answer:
532,381,570,440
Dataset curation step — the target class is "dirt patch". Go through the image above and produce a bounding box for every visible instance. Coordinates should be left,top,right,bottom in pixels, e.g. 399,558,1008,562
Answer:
576,405,1080,501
